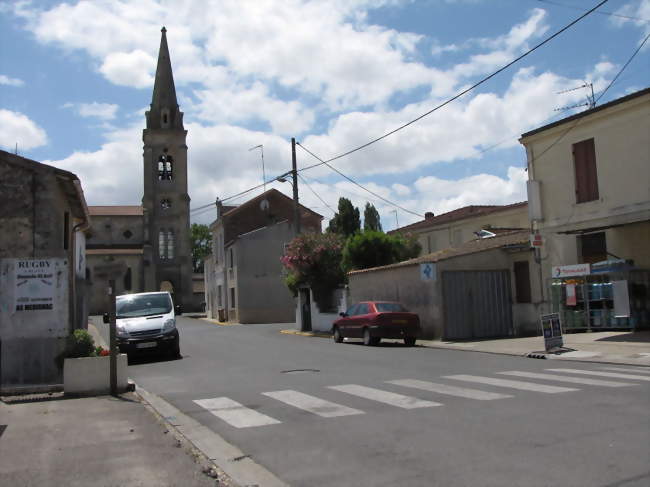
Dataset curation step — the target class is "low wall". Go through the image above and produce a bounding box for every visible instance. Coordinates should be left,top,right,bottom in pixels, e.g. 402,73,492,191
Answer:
63,354,128,395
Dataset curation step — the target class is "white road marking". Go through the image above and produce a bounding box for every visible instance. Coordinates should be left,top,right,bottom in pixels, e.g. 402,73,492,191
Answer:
328,384,441,409
193,397,281,429
387,379,512,400
546,368,650,382
600,366,650,375
499,371,635,388
443,375,578,393
262,390,364,418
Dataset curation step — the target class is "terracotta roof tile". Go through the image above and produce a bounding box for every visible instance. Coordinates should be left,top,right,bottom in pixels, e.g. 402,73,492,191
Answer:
389,202,527,234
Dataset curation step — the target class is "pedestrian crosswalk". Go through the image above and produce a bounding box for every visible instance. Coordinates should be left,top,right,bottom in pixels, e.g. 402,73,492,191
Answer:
192,366,647,429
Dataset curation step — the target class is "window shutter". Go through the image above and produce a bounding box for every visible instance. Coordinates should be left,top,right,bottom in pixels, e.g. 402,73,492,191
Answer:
573,138,599,203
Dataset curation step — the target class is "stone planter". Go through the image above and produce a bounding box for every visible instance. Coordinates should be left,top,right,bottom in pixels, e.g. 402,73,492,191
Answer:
63,354,128,396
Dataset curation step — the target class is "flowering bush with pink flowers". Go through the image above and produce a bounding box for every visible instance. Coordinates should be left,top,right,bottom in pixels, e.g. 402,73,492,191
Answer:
281,232,346,302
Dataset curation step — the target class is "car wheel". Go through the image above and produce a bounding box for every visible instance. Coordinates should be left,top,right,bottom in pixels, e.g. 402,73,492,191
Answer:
363,328,373,346
370,337,381,346
404,337,416,347
333,327,343,343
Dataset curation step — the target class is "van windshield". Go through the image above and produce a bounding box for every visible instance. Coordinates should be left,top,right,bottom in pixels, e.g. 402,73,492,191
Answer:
116,294,172,318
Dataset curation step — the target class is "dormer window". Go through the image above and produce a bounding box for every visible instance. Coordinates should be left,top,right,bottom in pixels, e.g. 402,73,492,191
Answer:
158,154,173,180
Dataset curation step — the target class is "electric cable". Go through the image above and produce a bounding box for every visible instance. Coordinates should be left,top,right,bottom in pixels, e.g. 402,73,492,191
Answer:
297,173,336,215
296,142,424,218
297,0,609,172
535,0,650,22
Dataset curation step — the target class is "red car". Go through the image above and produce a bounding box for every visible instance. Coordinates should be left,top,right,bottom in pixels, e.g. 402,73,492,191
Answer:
332,301,420,346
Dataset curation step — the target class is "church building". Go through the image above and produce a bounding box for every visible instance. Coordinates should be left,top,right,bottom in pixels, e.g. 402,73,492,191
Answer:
86,28,194,313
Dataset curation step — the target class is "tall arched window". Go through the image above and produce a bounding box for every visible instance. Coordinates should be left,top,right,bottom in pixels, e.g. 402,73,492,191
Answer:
167,230,175,259
157,154,173,180
159,230,166,259
158,229,175,260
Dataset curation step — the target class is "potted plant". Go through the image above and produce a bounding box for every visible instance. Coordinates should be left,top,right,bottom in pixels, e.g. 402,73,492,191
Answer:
61,329,128,395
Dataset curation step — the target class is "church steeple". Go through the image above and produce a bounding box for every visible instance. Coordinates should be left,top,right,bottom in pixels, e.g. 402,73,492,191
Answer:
146,26,184,130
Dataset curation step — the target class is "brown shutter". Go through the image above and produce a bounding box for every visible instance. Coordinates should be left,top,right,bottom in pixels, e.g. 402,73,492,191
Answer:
573,138,599,203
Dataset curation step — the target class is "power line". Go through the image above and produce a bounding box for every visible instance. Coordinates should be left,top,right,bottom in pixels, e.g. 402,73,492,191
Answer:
531,31,650,164
296,0,609,171
297,173,336,215
535,0,650,23
300,172,391,211
296,142,424,218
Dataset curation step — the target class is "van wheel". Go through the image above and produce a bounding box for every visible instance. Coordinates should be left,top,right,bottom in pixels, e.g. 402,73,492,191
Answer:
333,327,343,343
170,338,181,359
404,337,416,347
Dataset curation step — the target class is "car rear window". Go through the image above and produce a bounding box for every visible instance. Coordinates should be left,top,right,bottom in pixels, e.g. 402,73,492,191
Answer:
375,302,407,312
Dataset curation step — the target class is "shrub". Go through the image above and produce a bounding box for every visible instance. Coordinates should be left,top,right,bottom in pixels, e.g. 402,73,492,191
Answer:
342,231,422,272
56,329,100,367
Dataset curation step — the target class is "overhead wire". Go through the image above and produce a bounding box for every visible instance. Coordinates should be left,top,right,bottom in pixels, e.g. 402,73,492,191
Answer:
297,0,609,171
296,142,424,218
297,173,336,215
535,0,650,23
190,0,610,217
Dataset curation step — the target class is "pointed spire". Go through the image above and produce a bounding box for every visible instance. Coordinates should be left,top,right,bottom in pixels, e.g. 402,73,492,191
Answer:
147,26,183,130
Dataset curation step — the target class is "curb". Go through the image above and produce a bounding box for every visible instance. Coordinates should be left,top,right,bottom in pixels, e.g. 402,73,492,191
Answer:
136,386,288,487
280,329,331,338
200,318,241,326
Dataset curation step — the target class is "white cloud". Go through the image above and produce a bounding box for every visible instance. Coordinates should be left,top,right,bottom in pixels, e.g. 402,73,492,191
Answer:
612,0,650,46
99,50,156,88
0,74,24,87
0,109,48,150
63,102,119,120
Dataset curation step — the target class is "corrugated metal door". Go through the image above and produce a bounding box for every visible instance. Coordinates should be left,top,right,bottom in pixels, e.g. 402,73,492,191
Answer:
442,270,513,340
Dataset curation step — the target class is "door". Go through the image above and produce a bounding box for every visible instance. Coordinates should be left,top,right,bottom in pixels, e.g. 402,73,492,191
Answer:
442,270,513,340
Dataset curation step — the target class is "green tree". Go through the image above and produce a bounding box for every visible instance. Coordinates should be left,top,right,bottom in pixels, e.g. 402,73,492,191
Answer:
363,202,382,232
190,223,212,272
342,231,422,272
327,197,360,238
281,232,346,308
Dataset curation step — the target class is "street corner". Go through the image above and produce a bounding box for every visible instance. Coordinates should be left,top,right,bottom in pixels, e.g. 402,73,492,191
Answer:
280,329,332,338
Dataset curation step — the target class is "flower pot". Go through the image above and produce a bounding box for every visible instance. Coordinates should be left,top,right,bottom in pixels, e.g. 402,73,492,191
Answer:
63,354,128,396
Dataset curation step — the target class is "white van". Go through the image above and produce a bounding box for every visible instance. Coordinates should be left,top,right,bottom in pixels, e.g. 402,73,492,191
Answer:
103,291,181,358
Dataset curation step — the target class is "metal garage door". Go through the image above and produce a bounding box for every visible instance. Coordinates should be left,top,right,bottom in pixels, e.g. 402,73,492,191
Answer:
442,270,513,340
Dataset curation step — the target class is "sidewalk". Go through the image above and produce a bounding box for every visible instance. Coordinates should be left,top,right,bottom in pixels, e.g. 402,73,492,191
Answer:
0,392,234,487
283,328,650,366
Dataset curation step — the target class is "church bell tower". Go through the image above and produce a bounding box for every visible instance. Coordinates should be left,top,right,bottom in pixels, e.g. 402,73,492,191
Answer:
142,27,193,308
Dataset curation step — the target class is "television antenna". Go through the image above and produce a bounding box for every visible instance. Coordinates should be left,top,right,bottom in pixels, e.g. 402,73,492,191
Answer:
554,82,595,112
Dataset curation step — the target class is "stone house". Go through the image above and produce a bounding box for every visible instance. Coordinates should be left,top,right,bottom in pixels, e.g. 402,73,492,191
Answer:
205,188,322,323
0,150,90,391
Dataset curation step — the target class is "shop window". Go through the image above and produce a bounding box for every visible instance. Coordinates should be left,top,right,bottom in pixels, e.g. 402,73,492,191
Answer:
157,154,173,181
579,232,607,264
573,138,599,203
514,261,531,303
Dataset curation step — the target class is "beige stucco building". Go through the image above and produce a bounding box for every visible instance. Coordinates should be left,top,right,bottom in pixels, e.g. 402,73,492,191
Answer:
393,202,529,255
520,87,650,330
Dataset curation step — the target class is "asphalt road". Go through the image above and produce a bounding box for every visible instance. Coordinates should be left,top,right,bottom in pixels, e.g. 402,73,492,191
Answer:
95,316,650,487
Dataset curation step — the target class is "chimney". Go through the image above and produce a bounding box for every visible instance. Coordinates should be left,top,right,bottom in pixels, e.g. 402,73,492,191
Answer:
425,212,435,220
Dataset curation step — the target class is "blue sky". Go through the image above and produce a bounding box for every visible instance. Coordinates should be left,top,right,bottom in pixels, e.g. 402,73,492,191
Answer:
1,0,648,230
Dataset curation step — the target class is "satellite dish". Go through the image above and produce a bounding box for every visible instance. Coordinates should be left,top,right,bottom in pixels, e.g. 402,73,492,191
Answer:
260,199,270,211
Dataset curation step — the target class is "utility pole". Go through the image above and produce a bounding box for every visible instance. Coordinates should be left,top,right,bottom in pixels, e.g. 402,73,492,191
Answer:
108,279,117,396
291,137,301,236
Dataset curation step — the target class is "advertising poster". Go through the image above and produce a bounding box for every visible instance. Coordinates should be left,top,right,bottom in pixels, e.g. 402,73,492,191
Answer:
14,259,56,312
540,313,563,351
566,284,577,306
